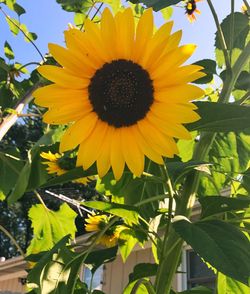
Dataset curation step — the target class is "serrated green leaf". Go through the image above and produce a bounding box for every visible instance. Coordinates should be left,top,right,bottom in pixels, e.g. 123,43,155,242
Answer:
173,219,250,285
27,203,77,255
217,272,250,294
4,41,14,60
56,0,92,12
161,6,173,20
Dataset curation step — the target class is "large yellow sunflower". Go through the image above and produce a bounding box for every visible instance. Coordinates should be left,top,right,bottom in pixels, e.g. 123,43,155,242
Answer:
34,8,204,180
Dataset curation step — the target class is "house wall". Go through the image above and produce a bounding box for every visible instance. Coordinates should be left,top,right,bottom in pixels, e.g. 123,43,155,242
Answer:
102,247,164,294
0,276,25,293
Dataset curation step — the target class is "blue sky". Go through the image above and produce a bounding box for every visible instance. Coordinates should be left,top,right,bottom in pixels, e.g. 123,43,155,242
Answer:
0,0,244,71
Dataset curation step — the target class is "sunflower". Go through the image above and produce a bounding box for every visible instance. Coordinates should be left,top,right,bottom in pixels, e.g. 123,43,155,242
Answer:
85,213,124,247
40,151,95,185
185,0,202,22
34,8,204,180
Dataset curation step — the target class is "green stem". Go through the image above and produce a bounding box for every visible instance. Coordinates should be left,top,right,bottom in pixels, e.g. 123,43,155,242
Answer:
207,0,231,70
229,0,235,64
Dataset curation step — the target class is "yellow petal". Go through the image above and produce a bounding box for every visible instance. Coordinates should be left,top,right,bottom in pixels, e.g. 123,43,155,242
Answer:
154,65,204,88
84,18,110,62
139,21,173,69
121,127,144,177
64,28,102,69
138,118,177,157
110,129,125,180
147,112,192,140
151,44,197,79
132,125,163,165
34,84,89,107
48,43,93,78
77,120,108,170
43,102,91,124
154,84,204,103
132,8,153,62
97,127,114,178
100,8,117,60
114,8,135,59
150,102,200,123
38,65,89,89
60,112,98,152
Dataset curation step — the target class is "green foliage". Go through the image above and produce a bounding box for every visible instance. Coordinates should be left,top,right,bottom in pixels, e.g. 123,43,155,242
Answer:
200,195,250,218
215,12,249,67
188,102,250,132
129,263,158,283
27,203,77,255
82,201,140,225
217,272,250,294
193,59,217,84
173,219,250,285
141,0,181,11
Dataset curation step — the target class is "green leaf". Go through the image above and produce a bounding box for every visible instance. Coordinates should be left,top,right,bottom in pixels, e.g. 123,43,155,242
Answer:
200,196,250,218
6,17,20,35
193,59,217,84
129,263,158,283
123,279,149,294
142,0,181,11
56,0,92,12
217,272,250,294
27,235,71,290
4,41,14,60
0,85,15,109
188,102,250,132
7,154,31,204
235,71,250,91
173,219,250,285
0,149,24,200
82,201,139,225
27,203,77,256
215,13,249,51
118,229,139,262
161,6,173,20
215,13,249,67
13,3,26,16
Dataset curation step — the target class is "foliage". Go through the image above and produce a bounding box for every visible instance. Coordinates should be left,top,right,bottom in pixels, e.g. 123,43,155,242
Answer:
0,1,250,294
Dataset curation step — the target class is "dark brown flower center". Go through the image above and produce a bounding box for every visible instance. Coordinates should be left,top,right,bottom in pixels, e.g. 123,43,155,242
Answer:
88,59,154,128
186,0,196,15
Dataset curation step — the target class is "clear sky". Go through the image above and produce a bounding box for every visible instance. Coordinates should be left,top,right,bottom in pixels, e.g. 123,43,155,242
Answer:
0,0,244,73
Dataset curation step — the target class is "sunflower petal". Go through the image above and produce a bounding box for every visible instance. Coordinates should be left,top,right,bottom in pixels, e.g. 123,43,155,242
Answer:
60,112,98,152
38,65,89,89
121,127,144,177
77,120,108,170
110,129,125,180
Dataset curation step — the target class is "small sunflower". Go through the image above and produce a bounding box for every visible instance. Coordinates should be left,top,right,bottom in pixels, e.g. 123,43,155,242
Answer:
40,151,95,185
85,213,124,247
34,8,204,180
185,0,202,22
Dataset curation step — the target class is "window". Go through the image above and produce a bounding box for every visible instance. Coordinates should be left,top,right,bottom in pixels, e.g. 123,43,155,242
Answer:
186,250,216,290
83,265,104,291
